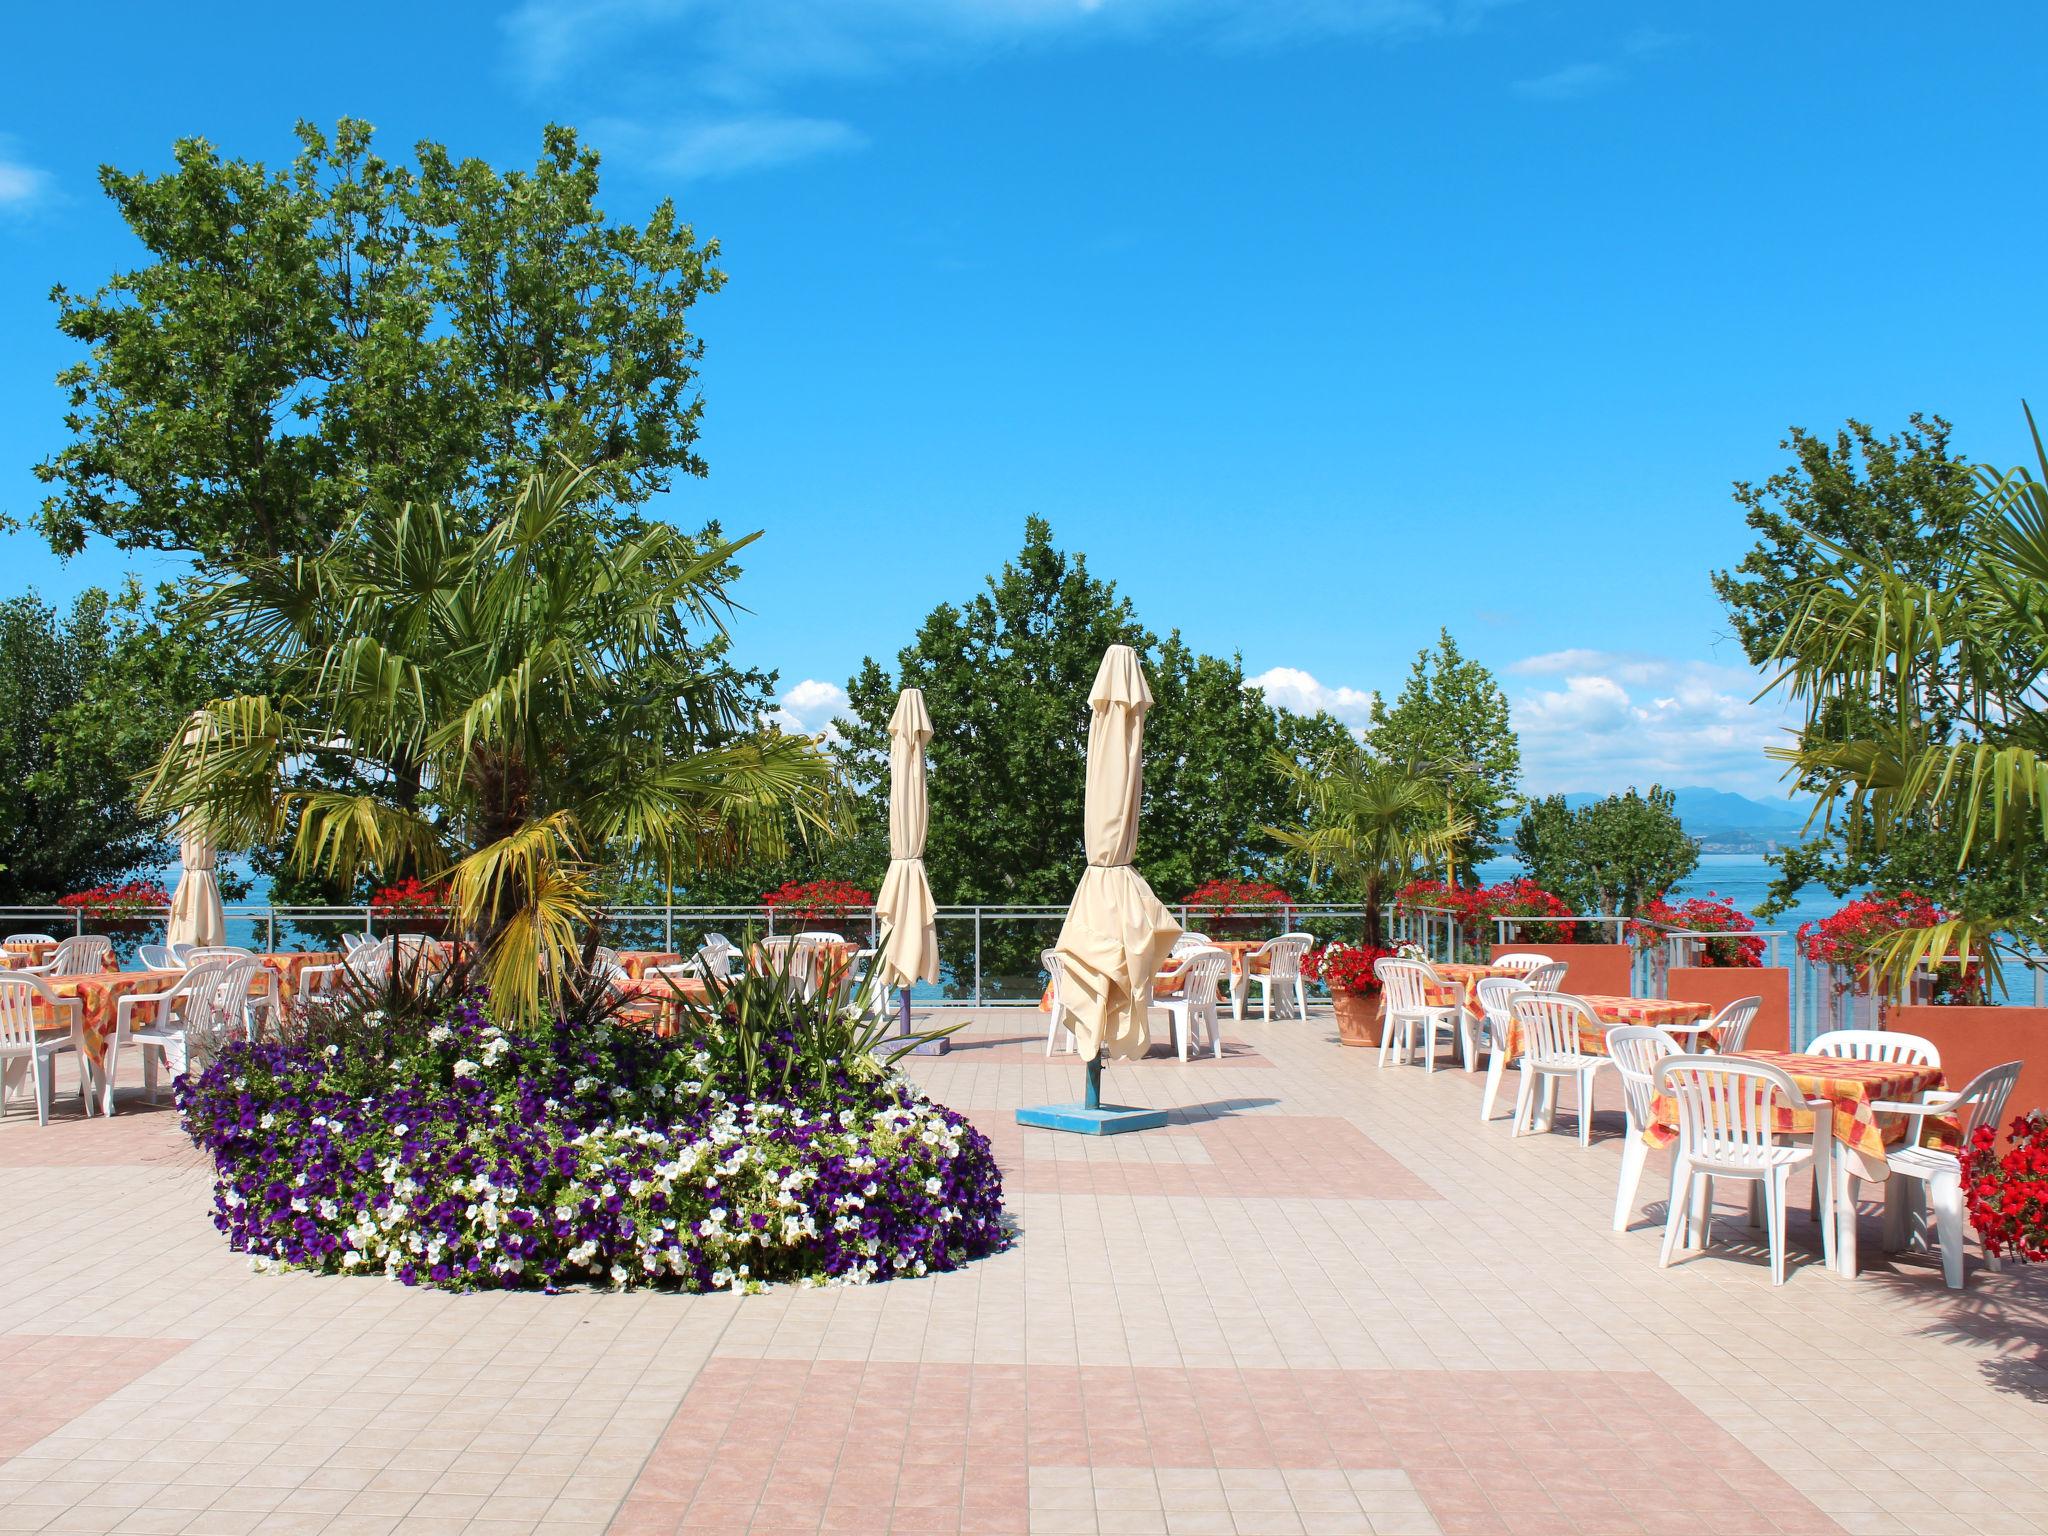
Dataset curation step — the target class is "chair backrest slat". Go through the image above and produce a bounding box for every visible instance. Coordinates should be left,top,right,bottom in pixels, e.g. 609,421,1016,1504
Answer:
1708,995,1762,1055
1510,992,1601,1061
1522,961,1568,992
1374,958,1435,1014
50,935,114,976
1608,1025,1685,1131
1808,1029,1939,1069
0,974,55,1051
1948,1061,2024,1146
1255,934,1314,982
1170,947,1230,1004
1491,952,1554,974
1660,1056,1805,1156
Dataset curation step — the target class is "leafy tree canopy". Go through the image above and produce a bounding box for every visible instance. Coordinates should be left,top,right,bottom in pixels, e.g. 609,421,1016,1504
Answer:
837,518,1351,991
1367,629,1519,879
1513,786,1699,918
0,585,238,905
37,118,722,564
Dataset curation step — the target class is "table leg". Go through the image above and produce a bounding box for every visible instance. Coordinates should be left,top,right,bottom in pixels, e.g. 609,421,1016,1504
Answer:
1832,1148,1859,1278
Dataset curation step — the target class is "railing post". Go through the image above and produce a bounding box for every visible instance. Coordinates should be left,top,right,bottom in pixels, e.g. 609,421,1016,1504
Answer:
664,899,673,954
973,907,983,1007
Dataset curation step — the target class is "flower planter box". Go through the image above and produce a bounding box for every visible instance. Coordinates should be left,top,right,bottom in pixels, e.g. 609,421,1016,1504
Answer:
1488,942,1634,997
1666,966,1790,1053
1891,1004,2047,1148
1330,985,1381,1047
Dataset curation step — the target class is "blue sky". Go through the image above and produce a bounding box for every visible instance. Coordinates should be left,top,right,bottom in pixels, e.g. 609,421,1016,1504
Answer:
1,1,2041,800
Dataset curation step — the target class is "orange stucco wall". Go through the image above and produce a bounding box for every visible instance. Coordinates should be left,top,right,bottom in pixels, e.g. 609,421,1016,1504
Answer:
1891,1005,2047,1147
1667,967,1791,1053
1488,942,1634,997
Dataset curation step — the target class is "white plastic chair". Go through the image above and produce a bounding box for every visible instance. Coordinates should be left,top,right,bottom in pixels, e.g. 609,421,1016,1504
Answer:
1473,976,1534,1119
1376,958,1461,1072
1656,1056,1835,1285
137,944,182,971
1521,961,1567,993
168,942,197,965
1808,1029,1940,1069
103,963,249,1112
27,935,114,978
1153,946,1230,1062
1871,1060,2022,1289
5,931,57,947
1491,952,1554,975
1232,933,1312,1022
1043,949,1075,1056
1607,1025,1687,1231
0,973,89,1124
342,932,374,955
183,945,255,966
1701,995,1762,1055
1508,992,1615,1145
679,935,735,982
1170,932,1212,956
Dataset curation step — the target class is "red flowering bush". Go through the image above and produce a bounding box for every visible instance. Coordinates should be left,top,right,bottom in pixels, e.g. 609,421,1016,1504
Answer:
1395,878,1577,944
1797,891,1983,1002
1182,878,1292,936
1963,1112,2048,1263
1629,893,1764,968
58,881,171,925
1304,943,1394,993
370,877,448,915
763,879,874,930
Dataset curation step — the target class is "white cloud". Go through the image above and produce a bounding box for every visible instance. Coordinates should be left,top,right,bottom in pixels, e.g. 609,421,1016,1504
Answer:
1508,648,1799,797
651,115,866,179
1245,665,1378,728
0,151,48,210
765,677,850,740
505,0,1520,99
1512,60,1615,101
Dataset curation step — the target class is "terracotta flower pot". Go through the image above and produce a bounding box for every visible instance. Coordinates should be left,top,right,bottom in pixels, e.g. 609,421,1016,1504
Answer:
1330,984,1382,1047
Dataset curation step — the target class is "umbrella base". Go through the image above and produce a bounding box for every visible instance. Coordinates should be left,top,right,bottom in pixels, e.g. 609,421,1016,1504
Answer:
1014,1103,1169,1135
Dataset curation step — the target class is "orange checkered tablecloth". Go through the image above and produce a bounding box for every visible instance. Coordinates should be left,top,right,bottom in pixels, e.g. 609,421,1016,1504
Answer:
617,951,685,980
1499,993,1714,1064
26,968,190,1067
612,974,711,1037
1646,1051,1953,1177
258,952,343,1003
1,940,59,970
1422,962,1526,1019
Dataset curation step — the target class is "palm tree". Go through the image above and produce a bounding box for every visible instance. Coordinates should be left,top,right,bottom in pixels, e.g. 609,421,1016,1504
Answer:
1767,403,2048,992
1264,741,1469,948
143,461,837,1020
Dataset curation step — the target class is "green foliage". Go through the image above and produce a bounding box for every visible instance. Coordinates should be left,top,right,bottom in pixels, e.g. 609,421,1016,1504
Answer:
1708,413,2021,917
141,461,835,1020
839,517,1352,994
1760,403,2048,988
1367,630,1519,877
1513,786,1699,918
0,584,237,905
38,119,722,563
1264,739,1467,948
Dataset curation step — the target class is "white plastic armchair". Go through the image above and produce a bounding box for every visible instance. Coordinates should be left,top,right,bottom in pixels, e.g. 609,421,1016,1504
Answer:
1231,933,1312,1022
0,973,89,1125
1808,1029,1940,1069
1153,946,1230,1061
1507,993,1614,1145
168,942,197,965
28,935,115,978
1042,949,1075,1056
1376,958,1460,1071
4,932,56,946
183,945,254,966
1491,952,1554,975
103,963,251,1112
1607,1025,1686,1232
678,935,736,982
1656,1056,1835,1285
1870,1060,2022,1288
1701,995,1762,1055
1170,932,1212,955
1473,976,1533,1119
137,944,182,971
1521,961,1567,993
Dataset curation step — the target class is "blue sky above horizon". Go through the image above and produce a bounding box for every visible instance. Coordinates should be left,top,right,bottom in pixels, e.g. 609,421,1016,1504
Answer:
1,1,2041,802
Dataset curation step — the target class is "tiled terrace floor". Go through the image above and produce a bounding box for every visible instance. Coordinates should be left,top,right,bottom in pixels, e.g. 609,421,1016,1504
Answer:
3,1008,2046,1535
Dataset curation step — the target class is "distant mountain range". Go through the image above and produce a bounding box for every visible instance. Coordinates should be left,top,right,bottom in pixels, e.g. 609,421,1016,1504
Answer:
1535,787,1816,854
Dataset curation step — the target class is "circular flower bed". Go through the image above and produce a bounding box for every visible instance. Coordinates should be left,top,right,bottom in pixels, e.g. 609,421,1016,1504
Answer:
179,992,1006,1293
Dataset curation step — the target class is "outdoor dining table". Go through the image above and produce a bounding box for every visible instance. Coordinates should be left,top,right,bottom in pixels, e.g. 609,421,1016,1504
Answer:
1480,993,1716,1126
616,950,685,980
1422,961,1526,1020
612,973,711,1037
18,967,192,1114
1646,1049,1953,1279
258,951,342,1004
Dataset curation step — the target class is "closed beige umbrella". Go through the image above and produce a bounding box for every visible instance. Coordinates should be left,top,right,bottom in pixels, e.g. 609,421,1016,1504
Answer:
167,820,226,949
1051,645,1182,1063
167,712,226,949
873,688,939,992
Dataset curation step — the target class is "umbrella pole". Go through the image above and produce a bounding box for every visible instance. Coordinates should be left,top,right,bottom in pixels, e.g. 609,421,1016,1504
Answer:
1084,1053,1102,1110
896,982,948,1055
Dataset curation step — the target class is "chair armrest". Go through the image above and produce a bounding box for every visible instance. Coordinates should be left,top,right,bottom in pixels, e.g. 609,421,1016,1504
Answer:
1870,1099,1948,1119
1919,1090,1961,1108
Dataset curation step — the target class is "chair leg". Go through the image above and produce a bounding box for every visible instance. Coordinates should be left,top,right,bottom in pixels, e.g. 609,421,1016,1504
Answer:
1378,1012,1397,1069
1613,1133,1649,1231
1511,1064,1536,1136
33,1053,52,1126
1294,979,1307,1019
1766,1169,1787,1286
1575,1070,1593,1147
1659,1161,1692,1268
1931,1168,1966,1289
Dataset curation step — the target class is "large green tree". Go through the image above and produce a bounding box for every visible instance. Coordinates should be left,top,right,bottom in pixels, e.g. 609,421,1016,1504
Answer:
1367,630,1519,880
1763,404,2048,983
1709,414,2013,918
38,119,722,564
0,585,233,905
1513,787,1699,918
838,518,1351,994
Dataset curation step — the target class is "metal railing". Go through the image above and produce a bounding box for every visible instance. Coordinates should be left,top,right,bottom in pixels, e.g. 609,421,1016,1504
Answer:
0,900,1374,1009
